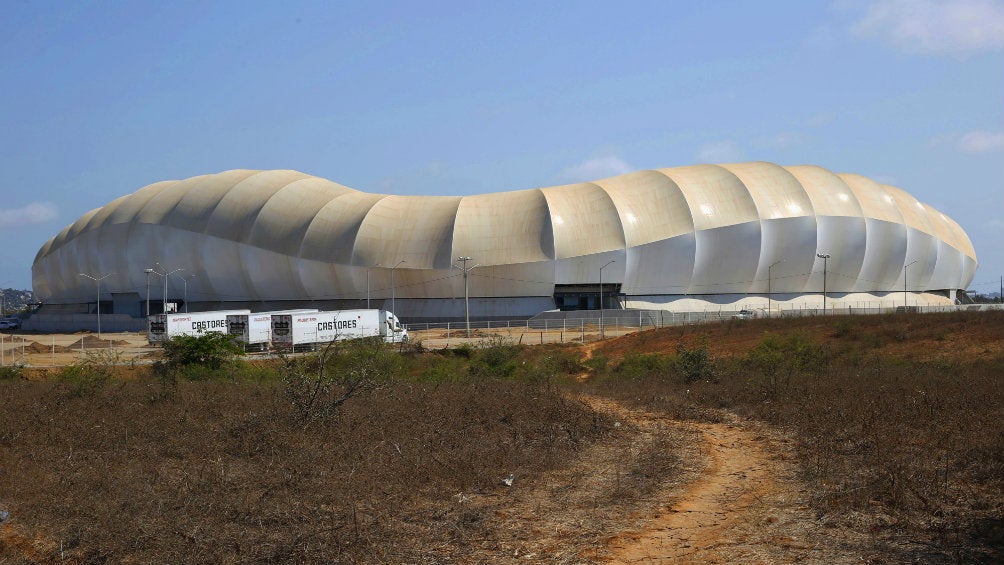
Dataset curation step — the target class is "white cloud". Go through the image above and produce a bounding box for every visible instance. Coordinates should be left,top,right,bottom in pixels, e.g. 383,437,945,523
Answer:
0,202,58,226
958,130,1004,152
560,155,635,183
852,0,1004,55
696,141,744,164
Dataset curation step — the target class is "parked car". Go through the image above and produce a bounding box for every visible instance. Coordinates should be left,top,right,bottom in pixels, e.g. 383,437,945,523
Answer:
732,309,756,320
0,320,17,331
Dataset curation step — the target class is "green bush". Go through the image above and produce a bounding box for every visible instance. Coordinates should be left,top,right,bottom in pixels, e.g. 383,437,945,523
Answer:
468,336,522,379
674,339,717,384
57,350,118,396
744,332,826,398
0,363,26,380
162,332,245,370
614,352,673,380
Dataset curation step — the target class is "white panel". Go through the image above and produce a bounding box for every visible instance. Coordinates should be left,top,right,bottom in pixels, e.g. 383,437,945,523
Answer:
811,216,867,293
354,195,462,270
595,170,694,247
720,162,814,220
294,258,351,301
895,228,939,292
661,165,758,231
929,241,964,290
554,251,623,286
620,234,696,296
242,246,307,301
753,216,816,294
453,189,553,265
689,223,760,294
541,183,624,259
198,236,251,302
467,262,555,298
785,166,864,218
855,219,908,292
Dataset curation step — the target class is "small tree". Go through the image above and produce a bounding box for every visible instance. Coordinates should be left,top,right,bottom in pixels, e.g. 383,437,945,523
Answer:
283,336,399,428
675,338,717,384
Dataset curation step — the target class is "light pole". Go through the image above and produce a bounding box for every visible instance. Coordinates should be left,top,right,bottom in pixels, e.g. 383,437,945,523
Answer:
599,260,615,339
816,253,830,314
455,257,477,338
178,274,196,313
390,260,405,315
367,263,380,309
155,263,185,313
768,259,784,317
78,272,113,337
144,268,154,316
903,260,917,309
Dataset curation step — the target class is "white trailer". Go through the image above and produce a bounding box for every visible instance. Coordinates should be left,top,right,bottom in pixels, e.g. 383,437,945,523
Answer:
271,309,408,351
148,309,251,344
226,309,318,351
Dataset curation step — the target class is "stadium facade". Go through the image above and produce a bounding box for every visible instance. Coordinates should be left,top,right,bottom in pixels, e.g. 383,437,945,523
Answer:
31,162,977,326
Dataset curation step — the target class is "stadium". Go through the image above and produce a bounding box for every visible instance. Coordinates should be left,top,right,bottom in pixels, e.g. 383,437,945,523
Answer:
29,162,977,330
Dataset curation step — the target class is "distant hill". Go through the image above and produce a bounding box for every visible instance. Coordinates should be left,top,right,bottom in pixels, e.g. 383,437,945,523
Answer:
2,288,33,315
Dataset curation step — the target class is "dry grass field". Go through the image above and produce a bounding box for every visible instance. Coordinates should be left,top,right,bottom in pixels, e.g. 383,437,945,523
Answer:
1,311,1001,564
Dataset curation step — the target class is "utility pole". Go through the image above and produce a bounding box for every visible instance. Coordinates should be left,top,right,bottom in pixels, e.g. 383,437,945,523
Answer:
816,253,830,314
768,259,784,318
367,264,380,309
78,272,113,337
903,260,917,309
455,257,477,339
144,268,154,317
155,262,184,314
391,261,406,315
599,260,615,339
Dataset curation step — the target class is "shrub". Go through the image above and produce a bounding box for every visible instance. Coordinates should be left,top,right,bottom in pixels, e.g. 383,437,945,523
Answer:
468,336,522,379
0,363,26,380
744,332,825,398
161,332,245,370
57,350,119,396
674,338,717,384
283,337,399,427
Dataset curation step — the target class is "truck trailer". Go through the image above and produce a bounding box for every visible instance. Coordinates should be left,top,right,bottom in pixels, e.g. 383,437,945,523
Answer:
226,309,319,351
148,309,252,344
272,309,408,351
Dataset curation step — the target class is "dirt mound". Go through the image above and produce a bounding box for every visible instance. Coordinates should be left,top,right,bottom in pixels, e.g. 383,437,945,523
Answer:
24,341,72,354
64,336,131,349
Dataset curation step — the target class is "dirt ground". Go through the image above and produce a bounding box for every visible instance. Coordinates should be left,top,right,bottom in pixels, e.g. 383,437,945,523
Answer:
2,312,998,562
0,331,158,368
574,396,874,564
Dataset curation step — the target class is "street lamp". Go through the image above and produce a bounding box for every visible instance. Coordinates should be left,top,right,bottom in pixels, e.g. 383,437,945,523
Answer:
903,260,918,309
390,260,405,315
599,260,615,339
144,268,154,316
455,257,477,338
768,259,784,318
155,262,185,313
178,273,196,313
366,263,380,309
78,272,113,337
816,253,830,314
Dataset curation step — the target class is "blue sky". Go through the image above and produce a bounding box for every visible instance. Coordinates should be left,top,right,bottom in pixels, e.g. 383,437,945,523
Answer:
1,0,1002,294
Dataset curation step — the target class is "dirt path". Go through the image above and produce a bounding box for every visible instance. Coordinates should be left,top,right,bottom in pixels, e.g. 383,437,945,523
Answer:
575,394,857,564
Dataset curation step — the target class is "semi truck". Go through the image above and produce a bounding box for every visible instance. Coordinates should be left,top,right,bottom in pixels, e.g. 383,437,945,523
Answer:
271,309,408,351
226,309,319,351
148,309,251,344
